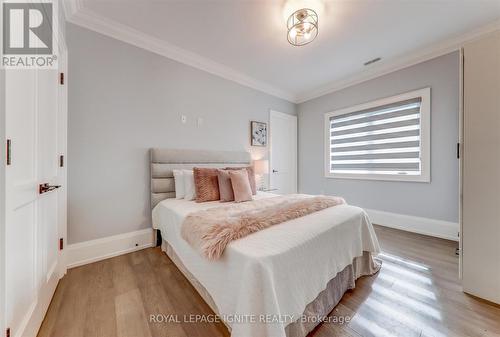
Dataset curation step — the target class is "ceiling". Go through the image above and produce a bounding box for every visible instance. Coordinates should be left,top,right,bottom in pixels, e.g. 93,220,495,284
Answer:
70,0,500,102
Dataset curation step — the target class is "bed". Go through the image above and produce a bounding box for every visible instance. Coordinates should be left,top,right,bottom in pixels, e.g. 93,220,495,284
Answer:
150,148,381,337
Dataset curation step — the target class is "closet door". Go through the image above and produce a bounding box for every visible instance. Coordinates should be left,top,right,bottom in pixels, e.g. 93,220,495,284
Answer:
5,67,64,336
462,31,500,304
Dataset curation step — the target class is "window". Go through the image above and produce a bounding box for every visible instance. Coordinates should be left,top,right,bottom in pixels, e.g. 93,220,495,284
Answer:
324,88,430,182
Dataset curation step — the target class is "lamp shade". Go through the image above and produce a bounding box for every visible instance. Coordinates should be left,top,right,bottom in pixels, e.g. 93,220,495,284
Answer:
254,160,269,175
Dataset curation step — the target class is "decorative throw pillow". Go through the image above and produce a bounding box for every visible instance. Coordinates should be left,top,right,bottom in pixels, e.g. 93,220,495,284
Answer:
225,166,256,195
173,169,185,199
193,168,220,203
229,170,253,202
217,169,237,202
183,169,196,201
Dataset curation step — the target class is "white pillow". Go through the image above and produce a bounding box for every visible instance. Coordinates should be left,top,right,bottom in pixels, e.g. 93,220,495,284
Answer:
173,169,185,199
183,169,196,201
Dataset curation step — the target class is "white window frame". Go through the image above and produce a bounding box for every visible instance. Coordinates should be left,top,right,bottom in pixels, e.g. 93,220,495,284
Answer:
324,88,431,182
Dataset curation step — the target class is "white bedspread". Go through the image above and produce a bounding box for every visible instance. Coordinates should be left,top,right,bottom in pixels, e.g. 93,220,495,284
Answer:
152,192,380,337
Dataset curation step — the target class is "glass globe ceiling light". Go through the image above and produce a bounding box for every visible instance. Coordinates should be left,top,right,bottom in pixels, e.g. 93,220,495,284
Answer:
287,8,318,46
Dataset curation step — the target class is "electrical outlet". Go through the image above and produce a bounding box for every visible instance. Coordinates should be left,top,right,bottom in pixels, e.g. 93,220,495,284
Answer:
181,115,187,124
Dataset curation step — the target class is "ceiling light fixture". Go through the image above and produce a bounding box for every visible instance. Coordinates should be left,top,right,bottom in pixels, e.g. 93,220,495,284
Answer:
287,8,318,46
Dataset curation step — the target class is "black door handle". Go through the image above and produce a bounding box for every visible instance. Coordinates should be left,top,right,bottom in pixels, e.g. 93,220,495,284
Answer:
272,169,278,173
39,183,61,194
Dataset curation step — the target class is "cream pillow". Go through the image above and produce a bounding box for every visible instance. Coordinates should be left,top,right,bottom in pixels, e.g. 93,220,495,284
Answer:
183,169,196,201
173,169,185,199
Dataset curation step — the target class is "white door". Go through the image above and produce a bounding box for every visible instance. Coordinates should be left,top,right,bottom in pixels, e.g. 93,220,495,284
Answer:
269,110,297,194
462,31,500,304
5,66,63,337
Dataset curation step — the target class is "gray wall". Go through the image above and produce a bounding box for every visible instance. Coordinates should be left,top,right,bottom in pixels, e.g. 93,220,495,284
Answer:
298,52,459,222
67,24,296,244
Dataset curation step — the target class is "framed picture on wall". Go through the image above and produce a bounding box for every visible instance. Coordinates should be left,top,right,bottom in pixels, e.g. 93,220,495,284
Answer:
251,121,267,146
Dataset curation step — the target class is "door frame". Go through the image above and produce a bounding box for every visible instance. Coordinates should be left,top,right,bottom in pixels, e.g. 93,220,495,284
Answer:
458,48,464,280
269,110,298,193
1,69,6,337
57,49,68,279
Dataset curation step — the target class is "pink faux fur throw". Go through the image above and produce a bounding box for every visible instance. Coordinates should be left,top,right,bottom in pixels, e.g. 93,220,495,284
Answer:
181,194,346,260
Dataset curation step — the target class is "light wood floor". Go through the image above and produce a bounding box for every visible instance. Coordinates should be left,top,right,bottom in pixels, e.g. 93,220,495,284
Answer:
38,226,500,337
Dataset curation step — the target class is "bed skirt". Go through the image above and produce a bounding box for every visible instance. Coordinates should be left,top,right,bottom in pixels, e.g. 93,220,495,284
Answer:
161,240,380,337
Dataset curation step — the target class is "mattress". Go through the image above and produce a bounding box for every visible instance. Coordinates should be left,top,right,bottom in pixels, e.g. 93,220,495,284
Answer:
152,192,381,337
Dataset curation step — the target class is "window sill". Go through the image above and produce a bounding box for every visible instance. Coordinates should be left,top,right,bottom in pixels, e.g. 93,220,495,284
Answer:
324,172,430,183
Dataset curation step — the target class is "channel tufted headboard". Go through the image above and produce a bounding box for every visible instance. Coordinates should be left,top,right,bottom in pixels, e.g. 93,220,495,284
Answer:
150,148,252,208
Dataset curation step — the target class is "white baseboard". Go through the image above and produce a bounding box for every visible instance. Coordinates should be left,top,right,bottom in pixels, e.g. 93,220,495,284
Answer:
66,228,154,268
366,209,459,241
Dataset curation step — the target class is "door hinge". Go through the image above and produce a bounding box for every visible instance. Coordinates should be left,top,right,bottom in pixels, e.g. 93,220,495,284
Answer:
59,72,64,85
59,238,64,250
59,155,64,167
6,328,10,337
456,143,460,159
6,139,12,165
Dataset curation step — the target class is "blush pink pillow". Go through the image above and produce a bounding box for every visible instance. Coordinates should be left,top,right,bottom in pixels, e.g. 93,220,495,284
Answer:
229,170,253,202
217,169,235,202
225,166,256,195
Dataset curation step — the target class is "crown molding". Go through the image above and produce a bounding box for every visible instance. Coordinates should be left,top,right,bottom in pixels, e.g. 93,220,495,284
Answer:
296,19,500,103
63,1,500,105
62,0,84,21
63,4,297,103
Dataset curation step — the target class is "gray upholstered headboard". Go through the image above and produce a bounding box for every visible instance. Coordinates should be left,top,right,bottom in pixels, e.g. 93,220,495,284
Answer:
150,148,252,208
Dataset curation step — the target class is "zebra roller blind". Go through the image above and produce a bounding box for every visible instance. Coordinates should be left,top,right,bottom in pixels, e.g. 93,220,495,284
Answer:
325,88,430,182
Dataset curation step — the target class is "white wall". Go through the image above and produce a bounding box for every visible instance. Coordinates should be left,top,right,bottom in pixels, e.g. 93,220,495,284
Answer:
298,52,460,225
67,24,296,244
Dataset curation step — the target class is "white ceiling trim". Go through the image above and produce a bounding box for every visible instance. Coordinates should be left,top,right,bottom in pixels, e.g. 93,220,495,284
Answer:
296,19,500,103
63,1,500,105
63,2,297,103
62,0,82,19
